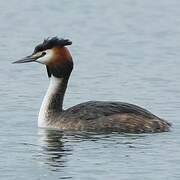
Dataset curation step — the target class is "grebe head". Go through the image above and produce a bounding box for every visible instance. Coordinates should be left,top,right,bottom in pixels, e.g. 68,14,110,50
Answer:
13,37,73,78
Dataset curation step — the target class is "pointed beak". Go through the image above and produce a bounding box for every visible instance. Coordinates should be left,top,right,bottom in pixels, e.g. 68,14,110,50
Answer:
12,52,43,64
12,55,36,64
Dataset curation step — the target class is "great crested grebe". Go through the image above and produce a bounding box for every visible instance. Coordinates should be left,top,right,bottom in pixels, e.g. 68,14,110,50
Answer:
13,37,171,133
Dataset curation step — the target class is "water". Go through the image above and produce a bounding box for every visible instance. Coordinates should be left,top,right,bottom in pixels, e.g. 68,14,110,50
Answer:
0,0,180,179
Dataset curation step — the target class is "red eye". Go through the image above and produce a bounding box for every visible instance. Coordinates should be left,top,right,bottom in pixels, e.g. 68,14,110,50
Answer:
42,52,46,56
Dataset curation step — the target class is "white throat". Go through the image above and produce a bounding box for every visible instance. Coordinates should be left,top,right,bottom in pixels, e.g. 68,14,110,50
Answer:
38,76,64,128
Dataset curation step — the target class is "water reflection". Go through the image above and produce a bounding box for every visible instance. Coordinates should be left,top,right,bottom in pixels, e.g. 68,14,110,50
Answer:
36,129,163,179
38,129,72,170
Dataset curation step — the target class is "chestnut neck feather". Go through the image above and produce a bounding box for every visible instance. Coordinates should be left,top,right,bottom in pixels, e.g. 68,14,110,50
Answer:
46,59,73,78
46,47,73,78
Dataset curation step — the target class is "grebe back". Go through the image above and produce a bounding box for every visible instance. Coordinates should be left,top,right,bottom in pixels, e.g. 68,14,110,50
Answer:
13,37,171,133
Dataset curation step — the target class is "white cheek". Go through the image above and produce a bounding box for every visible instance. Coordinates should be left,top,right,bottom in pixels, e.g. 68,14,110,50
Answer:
37,50,53,64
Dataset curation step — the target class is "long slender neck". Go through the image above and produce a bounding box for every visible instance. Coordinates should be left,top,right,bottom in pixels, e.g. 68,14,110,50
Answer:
38,75,69,127
38,46,73,128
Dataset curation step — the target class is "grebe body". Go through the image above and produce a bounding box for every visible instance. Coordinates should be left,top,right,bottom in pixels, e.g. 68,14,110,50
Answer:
13,37,171,133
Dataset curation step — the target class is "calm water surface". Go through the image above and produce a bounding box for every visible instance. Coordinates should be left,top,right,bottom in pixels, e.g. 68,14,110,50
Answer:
0,0,180,179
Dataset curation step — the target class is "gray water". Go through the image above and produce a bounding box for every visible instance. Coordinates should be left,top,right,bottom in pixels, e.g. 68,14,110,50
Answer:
0,0,180,179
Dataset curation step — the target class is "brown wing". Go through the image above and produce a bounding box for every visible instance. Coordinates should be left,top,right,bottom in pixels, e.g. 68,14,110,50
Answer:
63,101,159,120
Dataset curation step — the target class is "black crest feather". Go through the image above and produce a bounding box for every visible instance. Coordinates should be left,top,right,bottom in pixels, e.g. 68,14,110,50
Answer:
34,37,72,53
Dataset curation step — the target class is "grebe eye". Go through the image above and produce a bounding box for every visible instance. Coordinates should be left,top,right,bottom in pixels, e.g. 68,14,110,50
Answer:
42,52,46,56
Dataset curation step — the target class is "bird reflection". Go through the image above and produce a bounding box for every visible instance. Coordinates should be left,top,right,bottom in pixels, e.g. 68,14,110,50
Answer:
38,129,72,170
38,129,146,172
